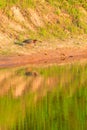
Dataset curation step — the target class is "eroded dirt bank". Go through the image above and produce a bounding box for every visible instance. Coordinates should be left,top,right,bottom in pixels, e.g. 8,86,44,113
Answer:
0,46,87,68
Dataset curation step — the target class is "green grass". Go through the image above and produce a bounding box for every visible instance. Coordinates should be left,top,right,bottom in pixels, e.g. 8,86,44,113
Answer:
0,63,87,129
0,0,35,8
44,0,87,36
1,0,87,40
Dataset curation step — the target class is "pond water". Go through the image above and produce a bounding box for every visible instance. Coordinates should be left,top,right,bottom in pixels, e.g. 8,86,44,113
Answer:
0,64,87,130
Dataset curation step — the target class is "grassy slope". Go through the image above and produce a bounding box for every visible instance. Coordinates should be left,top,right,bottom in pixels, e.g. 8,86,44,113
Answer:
0,0,87,55
0,0,87,40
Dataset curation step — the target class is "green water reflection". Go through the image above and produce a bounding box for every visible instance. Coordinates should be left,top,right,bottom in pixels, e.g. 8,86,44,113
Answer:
0,64,87,130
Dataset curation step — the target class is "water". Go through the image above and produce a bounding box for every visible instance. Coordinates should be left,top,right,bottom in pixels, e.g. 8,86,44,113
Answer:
0,64,87,130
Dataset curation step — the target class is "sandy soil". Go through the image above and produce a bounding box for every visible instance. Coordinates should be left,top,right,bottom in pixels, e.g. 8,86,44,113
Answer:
0,44,87,68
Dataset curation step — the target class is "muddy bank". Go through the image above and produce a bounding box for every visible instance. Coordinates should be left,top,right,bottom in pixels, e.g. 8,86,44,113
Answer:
0,47,87,68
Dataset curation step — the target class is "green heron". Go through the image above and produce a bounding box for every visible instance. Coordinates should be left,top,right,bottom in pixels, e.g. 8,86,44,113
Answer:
22,39,37,45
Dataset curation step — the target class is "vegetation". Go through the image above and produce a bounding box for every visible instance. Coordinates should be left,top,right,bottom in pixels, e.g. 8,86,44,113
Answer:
0,0,87,40
0,63,87,129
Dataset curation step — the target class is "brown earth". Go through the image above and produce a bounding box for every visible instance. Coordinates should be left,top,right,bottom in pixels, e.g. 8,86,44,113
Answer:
0,5,87,68
0,44,87,68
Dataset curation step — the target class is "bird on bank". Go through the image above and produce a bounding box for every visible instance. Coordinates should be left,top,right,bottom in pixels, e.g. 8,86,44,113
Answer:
14,39,42,46
22,39,38,45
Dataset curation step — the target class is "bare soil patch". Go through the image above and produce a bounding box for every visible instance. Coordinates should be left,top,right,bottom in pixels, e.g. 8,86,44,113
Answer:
0,44,87,68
